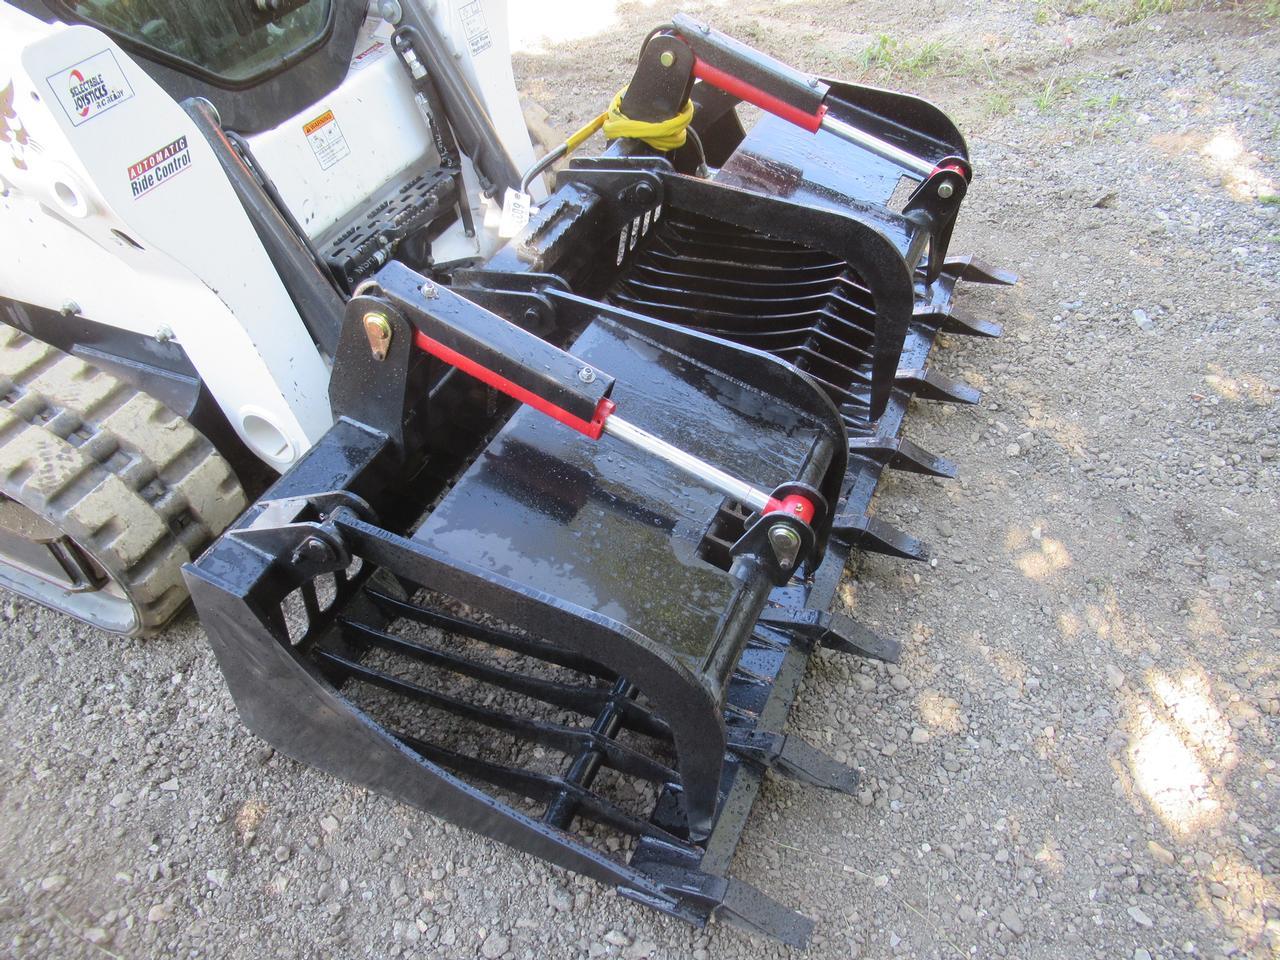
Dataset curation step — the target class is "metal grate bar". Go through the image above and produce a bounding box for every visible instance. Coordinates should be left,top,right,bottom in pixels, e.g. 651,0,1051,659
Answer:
393,729,690,846
365,588,616,681
339,617,670,739
315,650,676,784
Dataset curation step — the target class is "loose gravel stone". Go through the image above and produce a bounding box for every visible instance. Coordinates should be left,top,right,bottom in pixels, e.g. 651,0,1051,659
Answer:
480,931,509,958
1000,906,1025,936
1128,905,1154,928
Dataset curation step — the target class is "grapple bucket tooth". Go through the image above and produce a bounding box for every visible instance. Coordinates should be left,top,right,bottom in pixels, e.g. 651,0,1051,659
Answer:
185,17,1017,947
848,436,957,478
894,365,982,405
942,255,1020,286
831,514,930,561
623,858,816,948
915,302,1004,338
944,306,1003,339
759,606,901,663
726,727,860,793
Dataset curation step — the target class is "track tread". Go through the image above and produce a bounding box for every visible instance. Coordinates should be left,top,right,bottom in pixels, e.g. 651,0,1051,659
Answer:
0,327,247,633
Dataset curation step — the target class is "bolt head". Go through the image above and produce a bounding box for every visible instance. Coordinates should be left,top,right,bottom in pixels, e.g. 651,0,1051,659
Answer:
420,281,439,299
577,366,596,384
937,181,955,199
362,312,393,361
767,523,803,567
659,50,675,68
293,536,334,567
768,524,801,548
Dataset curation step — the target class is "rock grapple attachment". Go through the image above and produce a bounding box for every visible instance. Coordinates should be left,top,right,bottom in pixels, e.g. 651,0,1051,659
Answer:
185,20,1012,946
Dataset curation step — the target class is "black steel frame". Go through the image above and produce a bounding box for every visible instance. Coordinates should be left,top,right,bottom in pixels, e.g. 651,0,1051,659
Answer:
183,56,1011,947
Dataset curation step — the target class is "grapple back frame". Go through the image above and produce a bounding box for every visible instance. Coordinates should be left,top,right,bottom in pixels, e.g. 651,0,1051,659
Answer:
185,40,1011,946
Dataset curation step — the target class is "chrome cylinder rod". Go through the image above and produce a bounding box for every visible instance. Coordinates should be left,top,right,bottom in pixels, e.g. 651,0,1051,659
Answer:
603,415,772,513
818,113,935,180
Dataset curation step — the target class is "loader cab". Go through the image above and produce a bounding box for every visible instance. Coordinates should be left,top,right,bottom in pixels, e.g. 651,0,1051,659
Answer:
0,0,535,632
10,0,369,131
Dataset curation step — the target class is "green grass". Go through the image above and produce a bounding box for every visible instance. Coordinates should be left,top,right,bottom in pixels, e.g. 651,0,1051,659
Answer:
1033,77,1076,111
856,34,953,80
1032,0,1178,25
985,90,1016,118
1083,89,1126,119
1121,0,1174,21
1074,87,1131,136
1260,195,1280,206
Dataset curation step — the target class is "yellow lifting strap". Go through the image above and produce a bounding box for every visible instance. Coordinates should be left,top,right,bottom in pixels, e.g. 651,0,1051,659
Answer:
563,87,695,156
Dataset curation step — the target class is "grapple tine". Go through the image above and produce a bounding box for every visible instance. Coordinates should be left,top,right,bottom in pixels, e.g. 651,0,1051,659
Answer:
622,860,816,948
915,302,1005,338
942,255,1020,286
894,365,982,405
942,307,1004,338
726,727,860,793
848,435,957,478
830,513,930,561
759,606,902,664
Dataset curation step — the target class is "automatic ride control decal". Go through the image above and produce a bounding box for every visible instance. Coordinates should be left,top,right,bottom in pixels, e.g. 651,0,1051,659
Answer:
47,50,134,127
303,109,351,170
127,136,191,198
458,0,493,56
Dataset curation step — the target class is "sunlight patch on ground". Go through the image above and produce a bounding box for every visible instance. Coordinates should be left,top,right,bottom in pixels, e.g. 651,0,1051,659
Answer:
1185,596,1228,642
1003,524,1029,553
838,579,859,611
1016,535,1071,582
1125,706,1221,836
1150,669,1233,765
509,1,726,54
1202,363,1277,406
1022,407,1090,462
1119,668,1238,839
917,689,966,734
1033,834,1066,879
1199,128,1275,201
1150,127,1276,201
986,648,1027,687
510,2,629,53
1198,852,1277,954
234,798,268,840
1082,592,1158,658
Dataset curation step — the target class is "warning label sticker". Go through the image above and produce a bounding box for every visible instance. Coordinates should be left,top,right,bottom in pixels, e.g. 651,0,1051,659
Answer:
349,38,388,71
458,0,493,56
127,135,191,198
303,109,350,170
47,50,134,127
350,15,393,71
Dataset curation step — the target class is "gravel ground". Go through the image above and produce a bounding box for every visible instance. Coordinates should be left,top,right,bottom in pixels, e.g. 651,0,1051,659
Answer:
3,2,1278,959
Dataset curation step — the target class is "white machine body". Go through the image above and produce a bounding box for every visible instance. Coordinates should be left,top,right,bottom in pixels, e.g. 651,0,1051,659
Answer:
0,0,537,470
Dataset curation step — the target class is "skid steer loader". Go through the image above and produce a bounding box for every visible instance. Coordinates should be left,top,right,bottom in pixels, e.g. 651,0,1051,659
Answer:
1,0,1012,943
